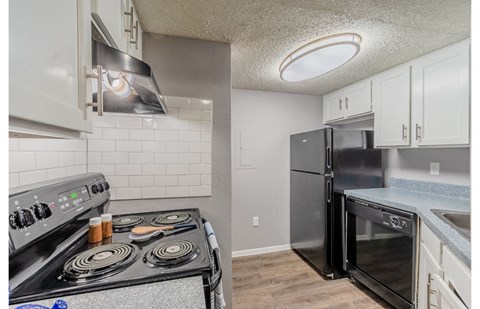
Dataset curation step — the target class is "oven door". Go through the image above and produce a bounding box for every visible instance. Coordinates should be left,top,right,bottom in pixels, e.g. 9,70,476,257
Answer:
345,199,416,309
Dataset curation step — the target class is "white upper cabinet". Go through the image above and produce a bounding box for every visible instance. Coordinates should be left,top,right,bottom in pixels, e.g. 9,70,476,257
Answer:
91,0,128,52
10,0,93,136
323,80,372,123
411,41,470,147
373,65,411,147
323,90,345,123
344,80,372,118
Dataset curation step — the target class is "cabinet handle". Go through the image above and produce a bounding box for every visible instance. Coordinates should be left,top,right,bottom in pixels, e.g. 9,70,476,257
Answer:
86,65,104,116
130,20,139,50
402,125,407,141
416,124,421,141
124,7,134,39
339,98,342,111
345,97,349,109
427,273,438,308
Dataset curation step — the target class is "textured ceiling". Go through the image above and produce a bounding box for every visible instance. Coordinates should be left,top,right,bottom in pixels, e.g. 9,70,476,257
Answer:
133,0,470,95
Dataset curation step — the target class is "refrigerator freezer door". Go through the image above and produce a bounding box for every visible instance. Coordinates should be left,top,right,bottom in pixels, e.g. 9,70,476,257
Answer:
290,129,330,174
290,170,330,274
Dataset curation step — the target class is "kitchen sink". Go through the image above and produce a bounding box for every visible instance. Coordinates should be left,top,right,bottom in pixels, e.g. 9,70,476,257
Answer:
431,209,470,240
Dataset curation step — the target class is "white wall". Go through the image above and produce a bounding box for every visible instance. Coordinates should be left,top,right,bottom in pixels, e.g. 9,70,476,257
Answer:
232,89,323,252
87,96,212,200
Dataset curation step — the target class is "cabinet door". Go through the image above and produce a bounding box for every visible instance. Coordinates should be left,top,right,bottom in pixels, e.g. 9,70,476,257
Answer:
442,246,471,308
344,80,372,118
373,65,411,147
10,0,92,134
323,90,344,123
411,41,470,146
92,0,127,52
418,242,443,309
431,273,468,309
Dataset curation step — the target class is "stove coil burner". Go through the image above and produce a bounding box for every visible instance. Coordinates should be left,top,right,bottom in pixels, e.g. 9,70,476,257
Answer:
112,215,144,231
62,243,138,281
144,240,199,267
151,212,192,226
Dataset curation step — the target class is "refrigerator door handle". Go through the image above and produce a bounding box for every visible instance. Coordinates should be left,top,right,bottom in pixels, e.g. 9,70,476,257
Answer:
327,181,332,203
326,146,331,169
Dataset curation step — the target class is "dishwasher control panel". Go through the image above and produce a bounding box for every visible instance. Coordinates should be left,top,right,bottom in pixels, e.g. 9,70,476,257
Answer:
382,213,412,233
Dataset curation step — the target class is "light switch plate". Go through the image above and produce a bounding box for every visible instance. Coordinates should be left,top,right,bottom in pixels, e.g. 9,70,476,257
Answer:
430,162,440,175
252,216,259,227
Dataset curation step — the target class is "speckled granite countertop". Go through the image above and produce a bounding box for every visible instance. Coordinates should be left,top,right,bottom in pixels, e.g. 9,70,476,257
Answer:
344,178,471,268
10,276,207,309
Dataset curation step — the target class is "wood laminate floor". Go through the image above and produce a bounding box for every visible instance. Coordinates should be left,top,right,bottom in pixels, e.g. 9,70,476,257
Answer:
233,250,393,309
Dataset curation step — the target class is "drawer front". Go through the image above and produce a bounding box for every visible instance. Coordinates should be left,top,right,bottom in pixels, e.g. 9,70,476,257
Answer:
420,221,442,264
442,246,471,308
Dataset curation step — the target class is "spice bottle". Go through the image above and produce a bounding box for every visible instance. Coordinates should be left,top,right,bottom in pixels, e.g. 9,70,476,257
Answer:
101,213,113,239
88,217,103,244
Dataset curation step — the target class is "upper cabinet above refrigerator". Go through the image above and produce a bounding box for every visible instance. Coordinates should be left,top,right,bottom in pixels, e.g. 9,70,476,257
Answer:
9,0,93,137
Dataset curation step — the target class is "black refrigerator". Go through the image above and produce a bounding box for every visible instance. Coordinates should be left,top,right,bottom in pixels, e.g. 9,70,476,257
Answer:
290,128,382,279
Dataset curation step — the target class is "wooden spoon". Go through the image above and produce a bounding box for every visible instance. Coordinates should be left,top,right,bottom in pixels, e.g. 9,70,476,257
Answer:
131,225,175,235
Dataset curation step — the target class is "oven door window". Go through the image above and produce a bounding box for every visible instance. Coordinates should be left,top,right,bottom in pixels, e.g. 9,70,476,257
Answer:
347,212,413,302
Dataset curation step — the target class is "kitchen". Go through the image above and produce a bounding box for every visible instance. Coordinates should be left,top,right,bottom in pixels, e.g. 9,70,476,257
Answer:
4,0,478,309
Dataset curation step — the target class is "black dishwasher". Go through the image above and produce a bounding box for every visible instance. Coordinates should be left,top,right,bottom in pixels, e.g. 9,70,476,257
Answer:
345,198,417,309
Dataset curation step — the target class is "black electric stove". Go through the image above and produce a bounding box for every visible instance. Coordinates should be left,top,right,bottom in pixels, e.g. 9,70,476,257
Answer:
9,173,221,308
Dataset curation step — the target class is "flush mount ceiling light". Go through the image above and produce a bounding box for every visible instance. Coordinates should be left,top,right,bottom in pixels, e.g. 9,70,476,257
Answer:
279,33,362,82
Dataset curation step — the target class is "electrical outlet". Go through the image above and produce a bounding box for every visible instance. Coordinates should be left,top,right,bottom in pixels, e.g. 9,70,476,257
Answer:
252,216,259,227
430,162,440,175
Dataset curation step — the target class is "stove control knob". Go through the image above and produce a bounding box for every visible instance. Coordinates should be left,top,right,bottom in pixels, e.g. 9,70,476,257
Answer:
91,184,98,194
31,203,52,220
9,209,36,229
104,182,110,190
98,183,104,193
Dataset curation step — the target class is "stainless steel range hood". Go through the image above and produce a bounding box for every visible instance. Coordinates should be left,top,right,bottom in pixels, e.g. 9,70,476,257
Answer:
92,39,167,114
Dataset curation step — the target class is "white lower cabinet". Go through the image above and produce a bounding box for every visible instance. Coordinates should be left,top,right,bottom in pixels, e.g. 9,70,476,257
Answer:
417,221,470,309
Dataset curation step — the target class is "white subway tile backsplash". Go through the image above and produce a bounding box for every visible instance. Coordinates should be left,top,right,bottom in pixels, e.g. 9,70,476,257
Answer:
130,129,154,141
103,128,130,140
189,185,211,197
167,119,190,131
189,164,211,175
190,121,211,132
179,109,201,120
190,142,211,153
116,117,142,128
36,152,59,169
141,187,167,199
58,152,75,167
66,165,87,176
9,173,19,188
201,175,212,185
116,164,141,176
200,110,212,121
166,186,189,197
88,140,115,152
155,130,178,141
19,139,46,151
167,142,189,153
201,132,212,142
155,153,178,164
178,153,201,164
129,153,154,164
19,170,47,186
74,152,87,165
93,115,116,128
178,175,201,186
190,99,212,110
141,164,166,175
46,167,67,180
102,152,129,164
86,128,103,140
9,139,19,151
106,176,129,188
201,153,211,164
142,141,166,153
143,118,166,130
166,96,190,108
166,164,189,175
129,176,154,187
116,188,142,200
88,152,102,164
116,141,142,152
179,131,201,142
161,108,179,118
66,140,87,151
10,152,36,173
88,164,115,176
154,176,178,187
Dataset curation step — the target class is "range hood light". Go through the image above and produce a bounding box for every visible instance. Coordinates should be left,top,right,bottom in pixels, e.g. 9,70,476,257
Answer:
279,33,361,82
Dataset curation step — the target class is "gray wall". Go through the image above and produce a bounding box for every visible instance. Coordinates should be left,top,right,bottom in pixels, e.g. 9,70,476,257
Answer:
338,120,470,186
231,89,324,252
109,34,233,307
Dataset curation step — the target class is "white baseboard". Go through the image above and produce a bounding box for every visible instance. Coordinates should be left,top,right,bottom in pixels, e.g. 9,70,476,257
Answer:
232,244,292,258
